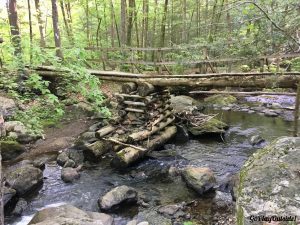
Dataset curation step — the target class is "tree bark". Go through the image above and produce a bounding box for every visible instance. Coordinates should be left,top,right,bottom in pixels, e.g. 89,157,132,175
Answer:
160,0,169,47
51,0,63,59
60,0,73,44
8,0,22,57
27,0,33,63
120,0,127,46
34,0,46,47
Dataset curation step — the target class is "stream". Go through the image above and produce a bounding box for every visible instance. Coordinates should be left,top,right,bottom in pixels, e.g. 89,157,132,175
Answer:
6,108,293,225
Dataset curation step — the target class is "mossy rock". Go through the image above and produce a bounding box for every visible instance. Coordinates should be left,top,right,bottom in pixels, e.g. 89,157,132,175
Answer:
188,118,228,135
204,94,237,106
0,140,25,161
236,137,300,224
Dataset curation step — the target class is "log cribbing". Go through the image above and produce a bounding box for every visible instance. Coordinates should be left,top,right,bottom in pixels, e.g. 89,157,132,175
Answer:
189,91,297,96
128,116,175,142
95,125,116,138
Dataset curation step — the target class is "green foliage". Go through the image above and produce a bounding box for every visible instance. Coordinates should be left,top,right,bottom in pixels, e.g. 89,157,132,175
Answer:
291,58,300,72
240,65,251,72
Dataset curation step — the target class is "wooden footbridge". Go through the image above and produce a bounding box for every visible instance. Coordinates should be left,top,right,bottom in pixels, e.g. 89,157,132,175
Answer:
33,66,300,165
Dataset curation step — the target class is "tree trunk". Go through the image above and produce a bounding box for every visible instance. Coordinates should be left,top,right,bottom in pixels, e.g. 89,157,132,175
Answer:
8,0,22,57
182,0,187,43
60,0,73,44
27,0,33,63
51,0,63,59
34,0,46,47
127,0,134,46
160,0,169,47
120,0,127,46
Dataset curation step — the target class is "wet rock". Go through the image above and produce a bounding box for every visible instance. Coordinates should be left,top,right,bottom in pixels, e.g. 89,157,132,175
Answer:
170,95,199,113
98,185,138,211
0,140,25,161
29,204,113,225
63,159,76,168
3,186,16,206
6,165,43,196
221,107,231,111
263,109,278,117
57,148,84,167
57,151,69,166
158,203,184,218
213,191,234,212
0,96,17,118
237,137,300,225
61,167,80,183
137,208,172,225
182,167,216,195
68,148,84,165
126,219,138,225
188,118,228,135
88,122,103,132
249,135,265,146
12,198,28,216
174,125,189,143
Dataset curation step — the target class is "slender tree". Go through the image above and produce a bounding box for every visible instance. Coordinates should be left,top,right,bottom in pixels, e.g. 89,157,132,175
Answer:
27,0,33,63
51,0,63,59
120,0,127,46
8,0,22,57
160,0,169,47
34,0,46,47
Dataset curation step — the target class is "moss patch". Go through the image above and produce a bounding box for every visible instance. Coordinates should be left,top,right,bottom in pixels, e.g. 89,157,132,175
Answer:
204,94,237,106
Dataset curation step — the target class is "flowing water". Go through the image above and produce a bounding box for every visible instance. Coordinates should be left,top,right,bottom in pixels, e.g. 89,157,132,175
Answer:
6,109,293,225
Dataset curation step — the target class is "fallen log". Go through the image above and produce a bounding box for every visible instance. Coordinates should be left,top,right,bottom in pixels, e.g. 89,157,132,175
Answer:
115,93,145,100
189,90,297,96
103,138,146,151
148,110,173,128
122,82,137,94
123,101,146,107
138,82,156,96
125,108,145,113
128,116,175,142
84,140,112,160
95,125,116,138
113,126,177,167
92,74,300,88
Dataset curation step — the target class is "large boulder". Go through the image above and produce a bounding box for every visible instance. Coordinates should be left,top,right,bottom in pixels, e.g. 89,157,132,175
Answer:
3,121,40,143
237,137,300,225
170,95,199,113
188,118,228,135
204,94,237,106
29,204,113,225
5,165,43,196
0,140,25,161
98,185,138,211
182,167,216,195
0,96,17,118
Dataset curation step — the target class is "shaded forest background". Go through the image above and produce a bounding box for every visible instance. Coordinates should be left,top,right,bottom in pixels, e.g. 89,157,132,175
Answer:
0,0,300,70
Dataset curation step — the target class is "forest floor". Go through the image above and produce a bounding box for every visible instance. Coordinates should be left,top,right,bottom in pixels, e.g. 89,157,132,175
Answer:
13,106,94,162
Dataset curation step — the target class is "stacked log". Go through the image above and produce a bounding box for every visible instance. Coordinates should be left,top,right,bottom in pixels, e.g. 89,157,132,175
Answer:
91,82,176,167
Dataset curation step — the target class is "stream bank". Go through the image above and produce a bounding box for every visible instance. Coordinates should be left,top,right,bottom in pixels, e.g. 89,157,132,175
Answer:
3,91,296,225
